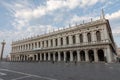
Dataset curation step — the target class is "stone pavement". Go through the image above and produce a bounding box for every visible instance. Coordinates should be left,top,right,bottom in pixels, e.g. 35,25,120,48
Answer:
0,62,120,80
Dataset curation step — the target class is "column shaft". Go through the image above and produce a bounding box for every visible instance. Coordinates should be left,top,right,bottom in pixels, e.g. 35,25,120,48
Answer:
70,51,73,61
85,50,89,62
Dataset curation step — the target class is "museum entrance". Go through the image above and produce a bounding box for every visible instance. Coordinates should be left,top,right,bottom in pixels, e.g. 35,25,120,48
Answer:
66,51,70,62
88,50,94,62
98,49,105,61
80,51,85,61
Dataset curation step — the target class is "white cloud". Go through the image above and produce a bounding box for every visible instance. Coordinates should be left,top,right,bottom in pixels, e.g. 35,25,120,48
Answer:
106,10,120,20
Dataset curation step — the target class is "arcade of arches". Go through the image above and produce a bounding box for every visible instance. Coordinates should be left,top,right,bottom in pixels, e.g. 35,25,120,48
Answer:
11,49,106,62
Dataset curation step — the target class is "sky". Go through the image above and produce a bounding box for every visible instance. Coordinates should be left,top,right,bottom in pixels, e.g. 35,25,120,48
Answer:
0,0,120,57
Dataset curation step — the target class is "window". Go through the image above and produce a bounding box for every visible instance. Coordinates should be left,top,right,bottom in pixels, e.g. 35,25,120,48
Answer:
51,39,53,47
42,41,44,47
87,32,91,42
61,37,63,45
55,39,58,46
66,36,69,45
46,40,48,47
96,31,101,41
72,35,76,44
79,34,83,43
38,42,40,48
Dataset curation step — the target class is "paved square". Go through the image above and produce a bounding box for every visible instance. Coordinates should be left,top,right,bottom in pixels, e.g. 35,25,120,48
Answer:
0,62,120,80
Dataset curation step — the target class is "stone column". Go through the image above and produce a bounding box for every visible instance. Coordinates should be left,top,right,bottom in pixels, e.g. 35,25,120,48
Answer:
44,53,46,61
106,46,112,63
32,54,35,61
85,50,89,62
76,34,80,44
36,54,38,61
77,50,80,62
37,42,39,48
69,35,73,45
44,41,47,48
33,42,35,49
48,39,51,47
70,51,73,61
64,51,66,61
94,49,98,62
58,37,61,46
53,39,55,47
48,52,50,61
58,51,61,61
53,52,55,61
23,55,25,61
100,30,104,41
63,36,66,46
104,26,109,42
83,32,87,43
92,31,96,43
40,53,42,61
26,55,29,61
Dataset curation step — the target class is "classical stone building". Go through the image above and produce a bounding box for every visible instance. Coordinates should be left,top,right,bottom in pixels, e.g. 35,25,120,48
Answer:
10,11,117,63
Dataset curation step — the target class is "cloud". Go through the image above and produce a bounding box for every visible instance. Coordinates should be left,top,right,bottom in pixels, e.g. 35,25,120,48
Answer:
106,10,120,20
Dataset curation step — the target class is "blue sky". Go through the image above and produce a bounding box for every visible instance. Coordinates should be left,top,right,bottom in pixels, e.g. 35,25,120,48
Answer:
0,0,120,57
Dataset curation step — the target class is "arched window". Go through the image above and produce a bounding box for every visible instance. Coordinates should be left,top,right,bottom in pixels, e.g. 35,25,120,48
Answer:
51,39,53,47
42,41,44,47
96,31,101,41
61,37,63,45
79,34,83,43
72,35,76,44
87,32,91,42
35,42,37,48
55,38,58,46
46,40,48,47
66,36,69,45
38,42,40,48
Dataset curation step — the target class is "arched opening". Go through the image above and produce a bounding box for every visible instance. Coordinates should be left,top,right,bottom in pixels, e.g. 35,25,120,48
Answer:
66,36,69,45
50,53,53,61
38,53,40,61
55,38,58,46
87,32,91,42
60,52,64,61
72,35,76,44
60,38,63,45
25,55,27,61
34,55,36,61
88,50,94,62
51,39,53,47
79,34,83,43
42,41,44,48
46,53,48,61
55,52,58,61
46,40,48,47
80,50,85,61
66,51,70,61
29,57,33,61
96,31,101,41
42,53,44,61
97,49,105,61
73,51,77,61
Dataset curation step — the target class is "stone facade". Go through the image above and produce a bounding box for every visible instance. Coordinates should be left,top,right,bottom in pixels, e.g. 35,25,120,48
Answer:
10,18,117,63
